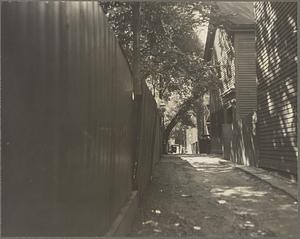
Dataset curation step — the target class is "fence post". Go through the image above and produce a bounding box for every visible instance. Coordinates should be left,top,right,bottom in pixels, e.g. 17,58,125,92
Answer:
131,93,143,191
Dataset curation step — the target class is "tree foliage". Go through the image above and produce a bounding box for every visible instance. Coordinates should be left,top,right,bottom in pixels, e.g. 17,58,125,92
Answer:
100,1,222,142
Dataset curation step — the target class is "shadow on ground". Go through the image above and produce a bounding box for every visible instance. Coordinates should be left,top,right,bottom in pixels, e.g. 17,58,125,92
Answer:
130,154,298,237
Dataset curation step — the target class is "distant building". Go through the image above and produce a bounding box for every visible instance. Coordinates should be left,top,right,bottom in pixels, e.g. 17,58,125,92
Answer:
184,93,210,154
185,126,198,154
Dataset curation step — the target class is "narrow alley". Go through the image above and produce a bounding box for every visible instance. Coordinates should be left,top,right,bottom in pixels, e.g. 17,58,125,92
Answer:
131,155,298,238
1,1,298,237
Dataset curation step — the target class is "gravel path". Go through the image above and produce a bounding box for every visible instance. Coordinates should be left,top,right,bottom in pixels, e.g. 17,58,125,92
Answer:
130,155,298,237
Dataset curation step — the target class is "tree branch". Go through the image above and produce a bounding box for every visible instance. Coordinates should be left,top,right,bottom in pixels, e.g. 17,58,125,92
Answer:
164,96,197,139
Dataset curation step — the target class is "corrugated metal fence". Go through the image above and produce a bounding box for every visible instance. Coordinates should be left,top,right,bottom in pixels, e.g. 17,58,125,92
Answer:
1,1,160,236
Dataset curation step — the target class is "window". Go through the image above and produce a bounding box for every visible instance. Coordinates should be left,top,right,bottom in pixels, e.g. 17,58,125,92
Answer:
226,61,232,78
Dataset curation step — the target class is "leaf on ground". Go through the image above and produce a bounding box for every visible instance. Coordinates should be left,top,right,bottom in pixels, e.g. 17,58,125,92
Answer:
217,200,227,204
152,209,161,214
244,221,255,228
257,230,266,235
142,220,153,225
142,220,158,227
181,194,192,198
193,226,201,230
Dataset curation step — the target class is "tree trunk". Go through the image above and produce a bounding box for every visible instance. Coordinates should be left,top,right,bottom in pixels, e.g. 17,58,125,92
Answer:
151,73,156,97
158,75,163,100
194,98,204,148
132,2,141,95
162,97,196,153
131,2,142,189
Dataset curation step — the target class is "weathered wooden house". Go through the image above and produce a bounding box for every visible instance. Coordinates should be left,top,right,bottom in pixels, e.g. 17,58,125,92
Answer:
204,2,257,155
205,2,297,177
255,2,297,176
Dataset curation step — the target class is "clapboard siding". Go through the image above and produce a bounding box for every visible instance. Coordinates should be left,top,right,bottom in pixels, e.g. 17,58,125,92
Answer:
234,31,257,120
213,29,236,93
255,2,297,175
260,160,297,175
208,29,234,153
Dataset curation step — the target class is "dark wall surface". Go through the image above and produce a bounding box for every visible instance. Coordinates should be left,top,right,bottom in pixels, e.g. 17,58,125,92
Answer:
255,2,297,175
2,1,136,235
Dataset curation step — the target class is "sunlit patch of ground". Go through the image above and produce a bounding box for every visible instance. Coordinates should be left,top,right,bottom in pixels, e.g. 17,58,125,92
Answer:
130,155,298,237
210,186,268,197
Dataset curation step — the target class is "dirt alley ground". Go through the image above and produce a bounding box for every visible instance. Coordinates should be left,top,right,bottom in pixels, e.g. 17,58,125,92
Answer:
130,155,298,238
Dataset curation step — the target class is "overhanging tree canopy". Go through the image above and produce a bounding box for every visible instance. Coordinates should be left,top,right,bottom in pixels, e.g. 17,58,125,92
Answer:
100,1,222,146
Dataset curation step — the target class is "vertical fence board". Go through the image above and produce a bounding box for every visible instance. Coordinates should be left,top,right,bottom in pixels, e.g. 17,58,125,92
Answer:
136,82,160,199
224,113,258,167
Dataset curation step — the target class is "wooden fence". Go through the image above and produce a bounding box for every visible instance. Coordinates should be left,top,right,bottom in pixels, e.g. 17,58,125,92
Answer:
1,1,160,236
135,82,161,199
222,112,258,167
